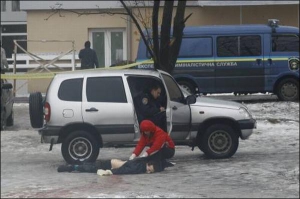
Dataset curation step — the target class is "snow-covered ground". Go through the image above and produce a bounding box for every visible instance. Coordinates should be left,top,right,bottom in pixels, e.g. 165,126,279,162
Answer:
1,98,299,198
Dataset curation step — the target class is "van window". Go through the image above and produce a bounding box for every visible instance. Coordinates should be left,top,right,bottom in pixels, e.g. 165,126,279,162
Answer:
179,37,213,57
58,78,83,101
86,77,127,103
217,35,261,57
146,37,213,58
272,35,299,52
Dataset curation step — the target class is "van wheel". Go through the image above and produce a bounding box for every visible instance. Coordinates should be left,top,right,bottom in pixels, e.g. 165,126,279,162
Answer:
178,80,196,94
61,131,99,164
200,124,239,159
276,78,299,101
29,92,44,128
6,110,14,126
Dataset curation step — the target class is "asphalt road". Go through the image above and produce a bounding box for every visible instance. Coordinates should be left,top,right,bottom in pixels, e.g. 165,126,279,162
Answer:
1,98,299,198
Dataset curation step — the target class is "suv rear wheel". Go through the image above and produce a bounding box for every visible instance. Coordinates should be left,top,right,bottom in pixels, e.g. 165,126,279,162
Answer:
199,124,239,159
61,130,99,164
29,92,44,128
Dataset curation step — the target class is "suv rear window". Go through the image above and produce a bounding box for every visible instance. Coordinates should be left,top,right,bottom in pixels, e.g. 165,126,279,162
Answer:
58,78,83,101
86,77,127,103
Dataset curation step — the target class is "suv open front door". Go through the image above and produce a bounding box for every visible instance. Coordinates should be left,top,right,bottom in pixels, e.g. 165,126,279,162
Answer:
159,70,192,140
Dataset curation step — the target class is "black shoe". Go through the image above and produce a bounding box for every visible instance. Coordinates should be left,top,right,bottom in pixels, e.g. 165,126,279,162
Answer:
57,165,74,172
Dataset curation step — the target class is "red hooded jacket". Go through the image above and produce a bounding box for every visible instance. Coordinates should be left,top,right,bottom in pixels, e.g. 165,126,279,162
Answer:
133,120,175,156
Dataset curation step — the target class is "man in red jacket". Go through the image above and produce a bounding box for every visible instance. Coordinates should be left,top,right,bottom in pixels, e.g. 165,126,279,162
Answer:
129,120,175,167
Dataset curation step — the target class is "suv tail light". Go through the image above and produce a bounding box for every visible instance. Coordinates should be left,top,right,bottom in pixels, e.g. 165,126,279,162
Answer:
44,102,51,122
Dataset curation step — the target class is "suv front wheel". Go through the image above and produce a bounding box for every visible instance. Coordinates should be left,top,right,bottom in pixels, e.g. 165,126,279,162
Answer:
61,130,99,164
199,124,239,159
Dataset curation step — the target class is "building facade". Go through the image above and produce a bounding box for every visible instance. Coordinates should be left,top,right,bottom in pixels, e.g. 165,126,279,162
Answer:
1,1,299,95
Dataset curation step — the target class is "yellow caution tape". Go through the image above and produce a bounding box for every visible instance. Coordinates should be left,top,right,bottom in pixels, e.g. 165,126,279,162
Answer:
1,73,56,80
1,59,153,80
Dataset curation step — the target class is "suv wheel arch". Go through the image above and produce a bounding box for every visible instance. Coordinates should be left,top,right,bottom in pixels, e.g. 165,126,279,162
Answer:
61,130,100,164
196,118,240,158
199,123,239,159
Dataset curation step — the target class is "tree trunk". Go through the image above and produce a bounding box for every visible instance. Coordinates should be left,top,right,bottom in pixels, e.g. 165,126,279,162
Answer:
152,0,160,70
159,0,174,73
169,0,187,74
120,0,155,60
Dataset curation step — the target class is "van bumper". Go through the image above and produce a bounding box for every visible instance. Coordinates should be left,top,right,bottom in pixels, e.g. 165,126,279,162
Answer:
238,119,257,140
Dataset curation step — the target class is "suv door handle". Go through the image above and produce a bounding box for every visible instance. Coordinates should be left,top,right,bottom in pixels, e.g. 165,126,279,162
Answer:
85,107,99,112
172,106,178,110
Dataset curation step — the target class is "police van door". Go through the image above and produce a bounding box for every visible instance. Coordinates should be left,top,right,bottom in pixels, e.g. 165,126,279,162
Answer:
159,71,191,140
215,35,264,93
267,33,299,97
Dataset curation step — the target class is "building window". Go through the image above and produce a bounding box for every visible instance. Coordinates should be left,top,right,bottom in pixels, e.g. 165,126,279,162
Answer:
12,0,20,11
1,1,6,11
1,24,27,58
89,29,127,67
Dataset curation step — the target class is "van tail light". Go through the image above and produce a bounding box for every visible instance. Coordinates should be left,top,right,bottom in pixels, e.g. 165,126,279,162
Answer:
44,102,51,122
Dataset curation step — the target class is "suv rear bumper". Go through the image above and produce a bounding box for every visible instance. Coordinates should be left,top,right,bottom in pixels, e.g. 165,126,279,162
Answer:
39,126,61,144
238,118,257,140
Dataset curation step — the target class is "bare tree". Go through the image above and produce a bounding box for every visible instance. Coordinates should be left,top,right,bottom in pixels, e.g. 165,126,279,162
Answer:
121,0,192,73
46,1,192,73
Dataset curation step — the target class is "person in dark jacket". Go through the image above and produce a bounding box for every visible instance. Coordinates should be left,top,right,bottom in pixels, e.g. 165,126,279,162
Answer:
78,41,99,69
129,120,175,167
57,157,163,175
134,83,167,131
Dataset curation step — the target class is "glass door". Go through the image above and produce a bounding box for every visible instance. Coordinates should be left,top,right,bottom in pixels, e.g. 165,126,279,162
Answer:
90,29,126,68
92,32,105,68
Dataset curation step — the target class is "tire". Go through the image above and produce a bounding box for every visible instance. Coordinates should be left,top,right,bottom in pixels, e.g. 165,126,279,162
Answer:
276,78,299,101
61,130,99,164
200,124,239,159
29,92,44,128
6,110,14,126
178,80,196,94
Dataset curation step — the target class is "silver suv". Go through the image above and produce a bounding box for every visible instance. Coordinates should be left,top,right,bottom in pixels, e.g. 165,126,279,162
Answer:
29,69,256,164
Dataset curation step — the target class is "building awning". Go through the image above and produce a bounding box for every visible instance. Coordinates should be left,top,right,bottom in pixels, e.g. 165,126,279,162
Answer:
196,1,299,7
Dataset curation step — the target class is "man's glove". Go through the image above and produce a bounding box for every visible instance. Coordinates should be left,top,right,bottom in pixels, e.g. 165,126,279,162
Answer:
129,153,136,160
97,169,113,176
141,152,148,157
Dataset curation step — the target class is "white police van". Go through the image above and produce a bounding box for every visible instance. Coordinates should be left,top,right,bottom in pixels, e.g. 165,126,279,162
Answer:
136,19,299,101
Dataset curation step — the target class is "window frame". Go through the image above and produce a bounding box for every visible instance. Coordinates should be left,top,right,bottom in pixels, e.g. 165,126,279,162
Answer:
58,78,83,102
271,34,299,52
86,76,127,103
217,35,262,57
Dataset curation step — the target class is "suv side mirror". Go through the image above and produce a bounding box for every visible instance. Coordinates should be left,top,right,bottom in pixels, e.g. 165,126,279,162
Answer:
186,95,196,105
2,83,13,90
